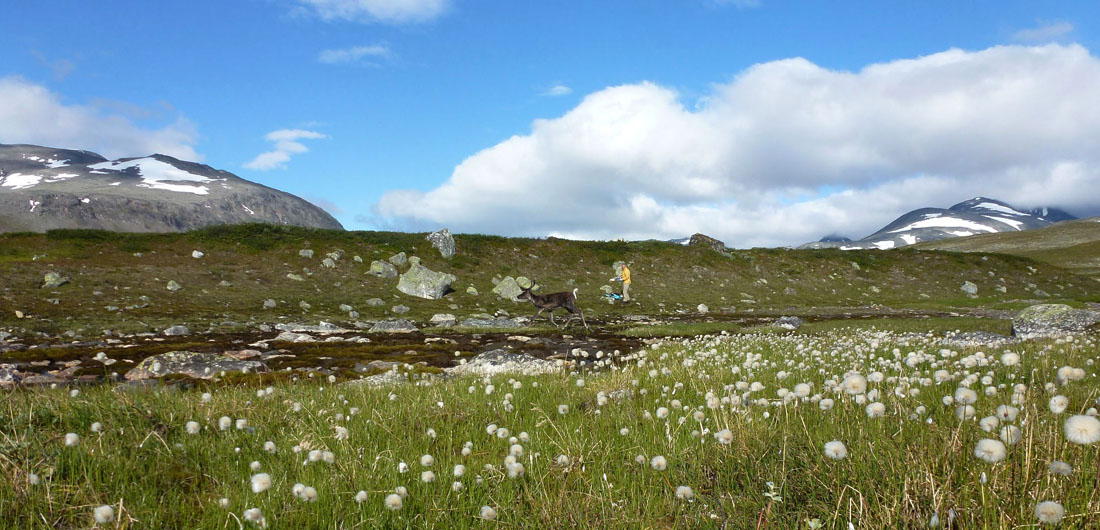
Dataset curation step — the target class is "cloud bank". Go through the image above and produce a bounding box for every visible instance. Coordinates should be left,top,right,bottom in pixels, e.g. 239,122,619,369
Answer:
298,0,449,24
375,44,1100,247
0,76,199,161
244,129,326,170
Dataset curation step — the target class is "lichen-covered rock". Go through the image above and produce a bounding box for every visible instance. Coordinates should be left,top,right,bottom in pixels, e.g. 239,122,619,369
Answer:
446,349,559,377
492,276,523,300
321,257,336,268
369,260,398,278
42,271,70,289
426,228,456,258
1012,304,1100,338
365,298,385,307
392,305,410,314
688,233,727,252
125,351,268,380
369,319,419,333
388,252,407,266
775,316,804,330
263,299,277,309
466,285,479,296
286,273,304,282
458,318,522,329
430,313,457,327
396,257,455,299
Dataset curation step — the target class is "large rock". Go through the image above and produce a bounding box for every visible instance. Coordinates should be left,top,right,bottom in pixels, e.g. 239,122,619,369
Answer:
369,319,419,333
125,351,268,380
961,281,978,296
162,325,191,336
446,349,559,377
492,276,524,300
689,233,727,252
396,257,455,299
458,318,522,329
426,228,456,258
369,260,398,278
388,252,407,266
42,271,70,289
775,316,803,330
1012,304,1100,338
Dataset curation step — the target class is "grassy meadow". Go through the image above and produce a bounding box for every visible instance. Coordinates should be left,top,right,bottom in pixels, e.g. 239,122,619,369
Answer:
3,324,1100,528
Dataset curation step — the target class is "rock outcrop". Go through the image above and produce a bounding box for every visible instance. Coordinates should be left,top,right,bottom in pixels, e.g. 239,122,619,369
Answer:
426,228,456,258
124,351,268,380
1012,304,1100,338
396,257,454,299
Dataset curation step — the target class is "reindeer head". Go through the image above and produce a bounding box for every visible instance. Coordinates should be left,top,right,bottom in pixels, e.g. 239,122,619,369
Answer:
515,279,537,301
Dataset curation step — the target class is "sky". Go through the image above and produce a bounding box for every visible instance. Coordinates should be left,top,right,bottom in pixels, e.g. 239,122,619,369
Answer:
3,0,1100,247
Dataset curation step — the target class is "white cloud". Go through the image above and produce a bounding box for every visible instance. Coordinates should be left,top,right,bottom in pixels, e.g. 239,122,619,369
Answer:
0,76,199,160
375,44,1100,247
244,129,326,170
542,84,573,97
318,44,390,64
1013,21,1074,43
298,0,449,23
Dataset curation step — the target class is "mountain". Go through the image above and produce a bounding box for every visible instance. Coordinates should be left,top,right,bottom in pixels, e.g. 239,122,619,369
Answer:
800,197,1075,250
0,144,343,233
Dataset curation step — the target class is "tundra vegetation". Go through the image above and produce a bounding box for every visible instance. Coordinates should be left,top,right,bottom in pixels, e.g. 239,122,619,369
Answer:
1,224,1099,528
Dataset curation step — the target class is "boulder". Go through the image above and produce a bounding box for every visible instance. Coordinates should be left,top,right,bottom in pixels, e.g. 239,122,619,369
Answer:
125,351,268,380
392,305,410,314
426,228,456,258
299,249,314,258
458,318,522,329
263,299,277,309
688,233,727,252
369,319,419,333
322,258,336,268
774,316,804,330
466,286,479,295
697,304,709,314
961,281,978,296
430,313,457,327
1012,304,1100,338
366,298,386,307
492,276,524,300
0,366,21,389
42,271,70,289
369,260,398,278
396,257,455,299
389,252,407,266
941,331,1016,348
446,349,559,377
162,325,191,336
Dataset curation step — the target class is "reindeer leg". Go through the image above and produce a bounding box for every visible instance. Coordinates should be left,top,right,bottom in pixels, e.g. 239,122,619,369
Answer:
579,308,589,330
530,308,544,326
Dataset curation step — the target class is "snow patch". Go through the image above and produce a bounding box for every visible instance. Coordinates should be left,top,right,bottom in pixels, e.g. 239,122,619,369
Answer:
889,217,997,234
44,173,79,183
242,204,255,215
872,240,896,250
109,182,121,186
81,198,91,204
45,158,70,168
28,200,40,212
948,231,975,237
89,170,108,174
88,157,217,195
1,173,43,190
899,234,918,245
972,201,1026,216
984,215,1024,230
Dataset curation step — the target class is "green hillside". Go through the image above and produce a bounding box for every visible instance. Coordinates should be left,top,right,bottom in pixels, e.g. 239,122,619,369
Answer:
912,217,1100,277
1,224,1097,336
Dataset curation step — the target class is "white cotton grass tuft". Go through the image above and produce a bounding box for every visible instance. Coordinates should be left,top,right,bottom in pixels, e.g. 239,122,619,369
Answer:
841,373,867,395
865,402,886,418
999,425,1022,446
421,470,436,483
186,421,200,434
650,455,667,471
1048,460,1073,476
558,404,569,415
385,493,403,510
93,505,114,524
954,387,978,405
824,440,847,460
90,422,103,433
1049,395,1069,414
243,507,265,525
1034,501,1065,525
218,416,232,430
715,429,734,445
355,490,368,503
995,405,1019,422
420,454,434,467
64,433,79,447
251,473,272,493
818,399,834,411
480,505,498,521
1063,414,1100,445
250,461,262,472
676,485,694,500
973,439,1007,463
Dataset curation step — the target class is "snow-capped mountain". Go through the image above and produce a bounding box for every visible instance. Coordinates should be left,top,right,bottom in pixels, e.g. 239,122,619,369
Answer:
0,144,342,233
800,197,1075,250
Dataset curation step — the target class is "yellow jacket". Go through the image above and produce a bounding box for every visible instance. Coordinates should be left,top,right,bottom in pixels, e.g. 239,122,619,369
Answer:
621,266,631,284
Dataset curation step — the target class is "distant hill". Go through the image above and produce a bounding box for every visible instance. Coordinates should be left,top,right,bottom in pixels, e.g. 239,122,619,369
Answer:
0,143,343,233
801,197,1075,250
912,217,1100,277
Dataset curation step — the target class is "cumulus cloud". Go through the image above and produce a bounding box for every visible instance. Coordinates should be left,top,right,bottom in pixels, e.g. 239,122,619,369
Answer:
542,84,573,97
298,0,449,23
375,44,1100,247
0,76,199,160
318,44,390,64
244,129,326,170
1013,21,1074,43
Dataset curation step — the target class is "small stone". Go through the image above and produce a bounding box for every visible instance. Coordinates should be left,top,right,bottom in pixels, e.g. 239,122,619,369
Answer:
42,271,70,289
366,298,385,307
166,280,182,292
163,325,190,336
263,299,277,309
299,249,314,259
322,258,336,268
353,255,363,263
339,304,354,312
466,286,479,296
388,252,407,266
697,304,709,314
192,250,204,259
286,273,305,282
299,301,312,311
961,281,978,296
392,305,410,314
218,280,232,287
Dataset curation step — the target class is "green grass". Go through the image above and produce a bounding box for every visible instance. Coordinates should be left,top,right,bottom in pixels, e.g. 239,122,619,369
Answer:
619,321,740,337
794,316,1014,336
3,328,1099,528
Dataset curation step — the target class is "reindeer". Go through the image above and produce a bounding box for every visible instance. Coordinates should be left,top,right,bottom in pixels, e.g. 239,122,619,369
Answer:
516,280,589,330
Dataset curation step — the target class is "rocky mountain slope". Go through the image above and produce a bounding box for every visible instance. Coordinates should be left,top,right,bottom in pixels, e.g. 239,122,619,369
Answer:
802,197,1074,250
0,144,343,233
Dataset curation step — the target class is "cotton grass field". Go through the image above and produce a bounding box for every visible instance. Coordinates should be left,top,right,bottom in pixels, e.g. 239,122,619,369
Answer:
3,327,1100,528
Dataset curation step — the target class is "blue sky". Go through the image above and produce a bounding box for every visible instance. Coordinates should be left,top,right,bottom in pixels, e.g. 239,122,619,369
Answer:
3,1,1100,246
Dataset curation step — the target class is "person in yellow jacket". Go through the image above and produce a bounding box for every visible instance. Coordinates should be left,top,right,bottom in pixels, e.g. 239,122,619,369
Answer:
620,263,631,303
